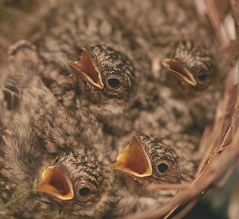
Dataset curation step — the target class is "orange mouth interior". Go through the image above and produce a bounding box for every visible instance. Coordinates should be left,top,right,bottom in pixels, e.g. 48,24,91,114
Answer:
35,165,74,201
112,136,152,178
162,58,197,86
69,49,104,89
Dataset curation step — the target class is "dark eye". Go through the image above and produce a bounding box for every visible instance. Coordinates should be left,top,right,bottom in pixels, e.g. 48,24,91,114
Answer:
78,186,91,197
157,162,169,174
196,71,208,82
77,183,97,202
107,78,121,89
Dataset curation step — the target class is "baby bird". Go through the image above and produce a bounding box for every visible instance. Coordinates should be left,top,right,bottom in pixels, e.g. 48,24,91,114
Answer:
108,0,225,132
28,0,152,136
0,40,114,155
0,41,114,218
113,134,198,184
0,113,113,219
39,42,142,136
106,133,200,217
161,41,216,93
68,44,135,114
132,40,221,137
36,0,137,109
159,40,223,129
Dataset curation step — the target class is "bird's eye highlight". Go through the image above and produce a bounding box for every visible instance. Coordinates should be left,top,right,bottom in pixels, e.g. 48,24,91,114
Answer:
107,78,121,89
157,162,169,174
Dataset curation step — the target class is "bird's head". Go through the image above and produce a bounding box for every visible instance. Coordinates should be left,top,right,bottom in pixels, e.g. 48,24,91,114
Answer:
112,134,181,184
69,44,135,116
34,150,113,217
161,41,216,95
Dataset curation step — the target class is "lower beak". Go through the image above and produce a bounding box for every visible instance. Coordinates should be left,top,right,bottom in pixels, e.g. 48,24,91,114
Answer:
112,136,152,178
34,165,74,201
69,49,104,89
162,58,197,86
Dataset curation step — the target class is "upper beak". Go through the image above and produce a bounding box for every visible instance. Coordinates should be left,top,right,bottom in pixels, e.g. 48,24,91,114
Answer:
162,58,197,86
68,49,104,89
112,136,152,178
34,165,74,201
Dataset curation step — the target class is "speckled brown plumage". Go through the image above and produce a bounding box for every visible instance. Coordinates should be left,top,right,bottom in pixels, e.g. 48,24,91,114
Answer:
0,114,113,218
29,0,225,138
0,1,224,218
107,133,200,217
114,134,199,185
20,0,153,138
0,43,114,218
107,0,226,132
0,40,114,156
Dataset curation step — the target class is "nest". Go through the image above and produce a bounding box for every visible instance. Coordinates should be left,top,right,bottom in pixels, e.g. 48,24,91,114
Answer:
0,1,239,218
122,1,239,218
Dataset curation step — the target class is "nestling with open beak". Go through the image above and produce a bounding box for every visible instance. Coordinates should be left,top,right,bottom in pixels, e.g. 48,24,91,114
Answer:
68,44,135,115
39,41,141,136
35,0,137,116
29,0,152,137
113,134,199,185
160,40,224,129
113,135,180,182
161,41,216,94
0,40,114,155
108,0,225,133
132,40,222,138
0,113,113,218
34,149,113,218
0,40,116,218
104,134,200,217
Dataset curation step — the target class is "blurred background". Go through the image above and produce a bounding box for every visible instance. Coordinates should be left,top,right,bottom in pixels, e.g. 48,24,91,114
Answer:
0,0,41,66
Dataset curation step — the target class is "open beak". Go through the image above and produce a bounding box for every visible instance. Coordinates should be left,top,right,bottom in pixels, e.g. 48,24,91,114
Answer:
162,58,197,86
68,49,104,89
112,136,152,178
35,165,74,201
